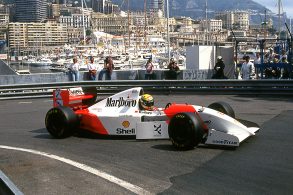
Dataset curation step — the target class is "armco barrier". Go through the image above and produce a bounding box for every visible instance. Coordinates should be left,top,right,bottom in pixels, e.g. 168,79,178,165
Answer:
0,170,23,195
0,70,172,85
0,80,293,100
0,69,214,85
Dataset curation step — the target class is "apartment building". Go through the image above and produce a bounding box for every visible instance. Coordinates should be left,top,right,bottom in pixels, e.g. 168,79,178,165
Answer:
93,0,118,14
91,13,129,35
215,10,249,30
15,0,47,22
8,22,68,49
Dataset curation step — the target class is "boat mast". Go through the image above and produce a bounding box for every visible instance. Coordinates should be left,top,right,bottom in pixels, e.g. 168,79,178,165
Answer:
205,0,208,45
81,0,86,45
290,17,292,31
264,9,267,49
144,0,147,48
128,0,131,49
166,0,170,61
278,0,282,38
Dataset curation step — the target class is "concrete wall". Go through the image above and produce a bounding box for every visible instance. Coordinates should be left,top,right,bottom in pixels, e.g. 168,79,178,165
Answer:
0,61,17,76
0,69,220,85
0,66,217,85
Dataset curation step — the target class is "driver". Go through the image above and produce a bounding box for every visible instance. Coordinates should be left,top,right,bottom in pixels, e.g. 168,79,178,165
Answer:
139,94,154,111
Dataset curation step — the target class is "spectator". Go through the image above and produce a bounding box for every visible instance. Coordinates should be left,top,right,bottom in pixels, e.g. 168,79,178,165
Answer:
145,58,154,80
280,49,288,62
212,56,227,79
271,66,281,79
279,55,290,79
98,56,114,80
166,58,180,80
281,56,288,63
241,56,254,80
254,53,261,65
234,56,240,79
68,57,80,81
268,48,275,63
254,53,261,79
87,56,97,80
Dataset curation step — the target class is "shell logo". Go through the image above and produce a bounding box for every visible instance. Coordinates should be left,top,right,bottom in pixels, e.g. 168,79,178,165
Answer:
122,121,130,128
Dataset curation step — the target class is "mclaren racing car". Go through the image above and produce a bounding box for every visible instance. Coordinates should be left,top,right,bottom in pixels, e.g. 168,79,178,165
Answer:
45,87,259,149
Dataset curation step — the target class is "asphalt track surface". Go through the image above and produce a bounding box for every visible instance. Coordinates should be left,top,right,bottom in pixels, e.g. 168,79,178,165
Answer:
0,94,293,194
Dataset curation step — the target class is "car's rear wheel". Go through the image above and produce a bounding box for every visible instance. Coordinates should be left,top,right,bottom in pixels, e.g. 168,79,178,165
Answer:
208,101,235,118
168,112,205,150
45,106,78,138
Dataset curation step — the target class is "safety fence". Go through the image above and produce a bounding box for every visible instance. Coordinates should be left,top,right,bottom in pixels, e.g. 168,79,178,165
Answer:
0,80,293,100
0,170,23,195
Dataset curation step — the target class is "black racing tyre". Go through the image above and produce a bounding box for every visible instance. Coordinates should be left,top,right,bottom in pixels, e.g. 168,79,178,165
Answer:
208,101,235,118
168,112,205,150
45,106,78,138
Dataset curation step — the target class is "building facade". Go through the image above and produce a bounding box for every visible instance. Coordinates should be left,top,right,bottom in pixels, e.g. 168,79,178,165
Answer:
8,22,68,49
201,19,223,32
215,11,249,30
234,11,249,30
93,0,117,14
15,0,47,22
148,0,165,16
91,13,129,35
59,12,91,43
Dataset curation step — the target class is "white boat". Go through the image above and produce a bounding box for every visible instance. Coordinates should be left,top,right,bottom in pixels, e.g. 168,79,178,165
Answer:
15,69,31,75
50,64,68,72
23,58,53,67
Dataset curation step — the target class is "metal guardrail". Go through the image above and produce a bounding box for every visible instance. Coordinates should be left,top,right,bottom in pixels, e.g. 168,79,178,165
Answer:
0,80,293,100
0,170,23,195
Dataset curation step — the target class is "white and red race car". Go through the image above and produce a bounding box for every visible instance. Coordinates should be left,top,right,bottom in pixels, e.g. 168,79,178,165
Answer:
45,87,259,149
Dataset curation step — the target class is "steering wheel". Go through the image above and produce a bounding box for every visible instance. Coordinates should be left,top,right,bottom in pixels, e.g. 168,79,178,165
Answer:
165,103,172,109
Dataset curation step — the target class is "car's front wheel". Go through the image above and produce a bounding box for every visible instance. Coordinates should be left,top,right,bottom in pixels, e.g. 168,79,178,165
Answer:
45,106,78,138
168,112,205,150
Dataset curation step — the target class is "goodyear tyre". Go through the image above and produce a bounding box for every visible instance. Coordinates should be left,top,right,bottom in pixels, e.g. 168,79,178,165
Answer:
168,112,205,150
45,106,78,138
208,101,235,118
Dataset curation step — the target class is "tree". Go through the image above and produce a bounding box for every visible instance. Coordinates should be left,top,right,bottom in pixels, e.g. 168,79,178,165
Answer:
86,29,92,36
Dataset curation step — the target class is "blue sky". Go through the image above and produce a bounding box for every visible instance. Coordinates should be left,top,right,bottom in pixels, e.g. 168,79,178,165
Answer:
254,0,293,18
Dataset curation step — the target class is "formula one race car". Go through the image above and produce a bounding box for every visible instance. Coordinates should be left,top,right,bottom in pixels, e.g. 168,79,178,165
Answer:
45,87,259,149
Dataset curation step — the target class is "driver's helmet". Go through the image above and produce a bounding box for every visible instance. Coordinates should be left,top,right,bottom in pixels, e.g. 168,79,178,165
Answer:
217,56,223,61
139,94,154,110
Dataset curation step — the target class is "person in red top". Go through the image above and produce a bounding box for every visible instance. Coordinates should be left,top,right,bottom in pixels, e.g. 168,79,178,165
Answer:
166,58,180,80
98,56,114,80
144,58,154,80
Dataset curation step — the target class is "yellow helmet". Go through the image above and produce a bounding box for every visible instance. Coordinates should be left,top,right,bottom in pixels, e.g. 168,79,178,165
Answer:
139,94,154,110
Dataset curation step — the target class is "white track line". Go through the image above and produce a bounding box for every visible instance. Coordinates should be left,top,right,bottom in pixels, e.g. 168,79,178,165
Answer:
0,145,152,195
18,102,32,104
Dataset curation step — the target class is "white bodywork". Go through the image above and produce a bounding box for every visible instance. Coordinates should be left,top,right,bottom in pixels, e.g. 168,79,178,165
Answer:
136,106,259,146
85,87,259,146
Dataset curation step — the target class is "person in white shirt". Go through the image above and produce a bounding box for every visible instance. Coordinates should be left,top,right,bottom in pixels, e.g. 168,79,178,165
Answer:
280,49,288,62
69,57,80,81
268,48,275,63
87,56,97,80
254,53,261,79
254,53,261,65
241,56,255,80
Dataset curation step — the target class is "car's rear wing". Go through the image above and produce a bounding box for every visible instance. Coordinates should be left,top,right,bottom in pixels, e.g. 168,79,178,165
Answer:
53,87,95,109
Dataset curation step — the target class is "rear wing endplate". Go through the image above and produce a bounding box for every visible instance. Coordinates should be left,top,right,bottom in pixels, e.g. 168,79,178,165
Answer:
53,87,94,108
